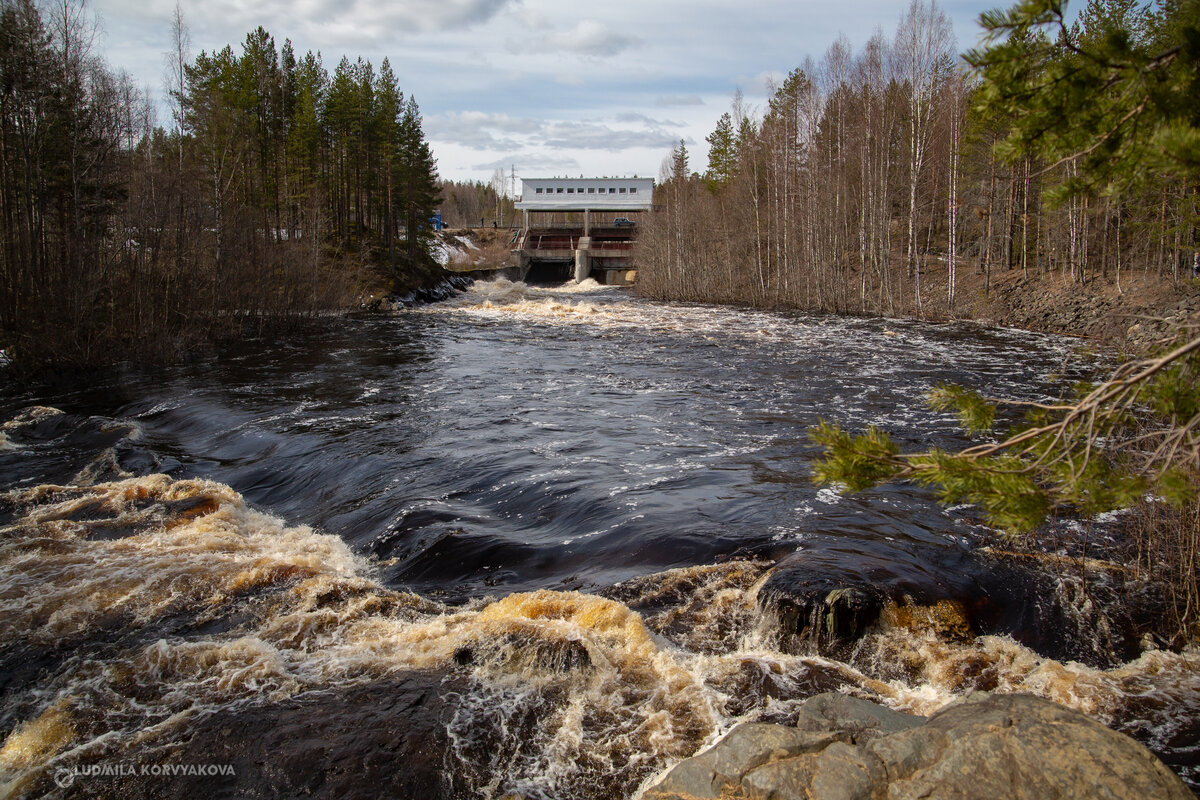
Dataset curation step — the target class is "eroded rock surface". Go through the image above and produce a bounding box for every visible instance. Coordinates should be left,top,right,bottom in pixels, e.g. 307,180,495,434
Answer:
645,691,1192,800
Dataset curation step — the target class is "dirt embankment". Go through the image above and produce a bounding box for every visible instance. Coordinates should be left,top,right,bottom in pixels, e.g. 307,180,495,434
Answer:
906,259,1200,350
440,227,518,272
963,269,1200,348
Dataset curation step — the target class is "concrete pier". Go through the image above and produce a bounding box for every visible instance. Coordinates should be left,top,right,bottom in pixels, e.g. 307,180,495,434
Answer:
574,237,591,282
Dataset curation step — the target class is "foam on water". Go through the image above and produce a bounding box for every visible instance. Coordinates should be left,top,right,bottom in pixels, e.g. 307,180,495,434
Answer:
1,471,1197,798
0,290,1189,798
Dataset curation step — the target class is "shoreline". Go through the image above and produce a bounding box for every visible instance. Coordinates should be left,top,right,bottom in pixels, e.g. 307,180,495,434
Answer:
632,264,1200,351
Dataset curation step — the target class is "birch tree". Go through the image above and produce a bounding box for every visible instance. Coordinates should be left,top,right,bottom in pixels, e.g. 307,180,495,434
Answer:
895,0,954,316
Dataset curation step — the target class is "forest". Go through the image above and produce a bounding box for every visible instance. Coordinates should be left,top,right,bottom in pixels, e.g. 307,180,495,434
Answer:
0,0,442,371
636,0,1199,318
439,174,517,229
694,0,1200,636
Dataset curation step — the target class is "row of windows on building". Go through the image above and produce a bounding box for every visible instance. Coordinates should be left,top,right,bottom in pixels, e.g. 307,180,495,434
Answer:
533,187,637,195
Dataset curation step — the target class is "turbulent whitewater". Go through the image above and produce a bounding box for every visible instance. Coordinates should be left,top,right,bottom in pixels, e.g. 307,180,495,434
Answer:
0,279,1196,799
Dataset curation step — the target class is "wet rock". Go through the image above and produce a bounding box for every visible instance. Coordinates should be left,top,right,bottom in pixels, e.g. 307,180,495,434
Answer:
969,551,1152,667
761,578,886,652
58,671,468,800
645,692,1193,800
720,659,848,719
793,692,926,743
452,632,592,674
759,543,980,653
514,635,592,673
759,540,1153,668
648,723,848,799
387,274,474,309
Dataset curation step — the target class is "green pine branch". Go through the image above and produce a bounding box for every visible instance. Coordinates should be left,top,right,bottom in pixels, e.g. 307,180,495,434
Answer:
811,328,1200,535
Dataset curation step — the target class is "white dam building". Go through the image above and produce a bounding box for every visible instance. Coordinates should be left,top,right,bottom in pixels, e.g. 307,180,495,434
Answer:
512,178,653,284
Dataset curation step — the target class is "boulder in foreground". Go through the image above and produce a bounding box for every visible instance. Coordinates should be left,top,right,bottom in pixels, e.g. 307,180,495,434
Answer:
645,691,1191,800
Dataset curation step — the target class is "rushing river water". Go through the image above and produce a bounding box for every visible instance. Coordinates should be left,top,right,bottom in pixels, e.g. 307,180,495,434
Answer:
0,278,1197,799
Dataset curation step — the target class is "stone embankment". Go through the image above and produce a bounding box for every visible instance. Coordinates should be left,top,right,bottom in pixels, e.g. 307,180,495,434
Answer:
644,692,1191,800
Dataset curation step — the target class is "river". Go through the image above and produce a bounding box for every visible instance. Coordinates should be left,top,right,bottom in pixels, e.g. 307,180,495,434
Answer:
0,278,1196,798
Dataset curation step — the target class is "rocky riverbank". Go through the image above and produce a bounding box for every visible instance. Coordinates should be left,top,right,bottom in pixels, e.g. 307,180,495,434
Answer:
644,692,1192,800
954,268,1200,349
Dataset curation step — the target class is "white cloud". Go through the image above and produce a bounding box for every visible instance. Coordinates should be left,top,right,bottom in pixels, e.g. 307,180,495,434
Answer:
616,112,686,128
189,0,514,38
542,121,679,152
539,20,641,57
428,110,683,156
655,95,704,107
426,111,541,149
89,0,998,184
472,153,580,173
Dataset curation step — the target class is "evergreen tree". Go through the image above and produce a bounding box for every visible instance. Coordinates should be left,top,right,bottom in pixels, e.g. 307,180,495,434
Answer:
375,58,403,269
394,96,440,283
669,139,689,183
705,112,737,190
966,0,1200,198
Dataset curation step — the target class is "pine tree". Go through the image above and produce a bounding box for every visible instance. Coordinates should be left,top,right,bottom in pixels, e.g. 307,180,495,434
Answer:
375,58,403,271
705,112,737,190
394,96,441,284
670,138,689,182
966,0,1200,198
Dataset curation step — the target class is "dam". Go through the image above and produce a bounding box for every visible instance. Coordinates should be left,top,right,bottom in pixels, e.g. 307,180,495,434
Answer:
512,177,652,285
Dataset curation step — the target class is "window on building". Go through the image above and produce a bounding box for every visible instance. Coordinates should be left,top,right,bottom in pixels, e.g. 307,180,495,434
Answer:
609,188,616,194
588,188,595,194
535,188,544,194
556,188,564,194
629,188,637,194
619,187,627,193
567,188,574,193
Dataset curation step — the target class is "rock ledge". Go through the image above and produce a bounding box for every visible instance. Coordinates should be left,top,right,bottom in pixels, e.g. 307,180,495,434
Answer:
644,692,1190,800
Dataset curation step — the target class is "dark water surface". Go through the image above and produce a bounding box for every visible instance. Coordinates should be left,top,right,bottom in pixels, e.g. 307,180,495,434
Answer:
0,279,1196,799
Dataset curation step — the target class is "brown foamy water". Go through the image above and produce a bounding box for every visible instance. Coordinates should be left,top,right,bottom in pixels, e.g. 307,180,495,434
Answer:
0,282,1195,798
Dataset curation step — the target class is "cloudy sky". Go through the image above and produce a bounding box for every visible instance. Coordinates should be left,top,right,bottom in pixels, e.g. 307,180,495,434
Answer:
88,0,1000,185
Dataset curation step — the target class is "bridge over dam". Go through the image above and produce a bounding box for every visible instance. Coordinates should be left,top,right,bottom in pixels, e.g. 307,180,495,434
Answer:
511,177,653,285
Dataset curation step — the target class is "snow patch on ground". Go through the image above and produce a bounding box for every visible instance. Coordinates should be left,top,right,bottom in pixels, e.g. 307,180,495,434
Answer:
433,239,471,267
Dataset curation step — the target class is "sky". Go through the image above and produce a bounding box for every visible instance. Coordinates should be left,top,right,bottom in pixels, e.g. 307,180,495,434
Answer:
86,0,1002,187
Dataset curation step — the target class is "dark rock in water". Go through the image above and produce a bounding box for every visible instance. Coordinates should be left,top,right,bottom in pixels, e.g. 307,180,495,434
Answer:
515,634,592,673
720,658,848,720
646,692,1193,800
967,549,1157,668
759,540,1157,668
759,575,881,652
75,672,466,800
454,632,592,674
759,542,979,653
388,274,474,309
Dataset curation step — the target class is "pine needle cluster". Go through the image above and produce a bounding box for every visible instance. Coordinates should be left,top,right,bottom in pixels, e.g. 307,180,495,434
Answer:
812,324,1200,534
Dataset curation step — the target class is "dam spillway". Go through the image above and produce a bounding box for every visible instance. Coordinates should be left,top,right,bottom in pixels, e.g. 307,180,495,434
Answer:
512,177,652,285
